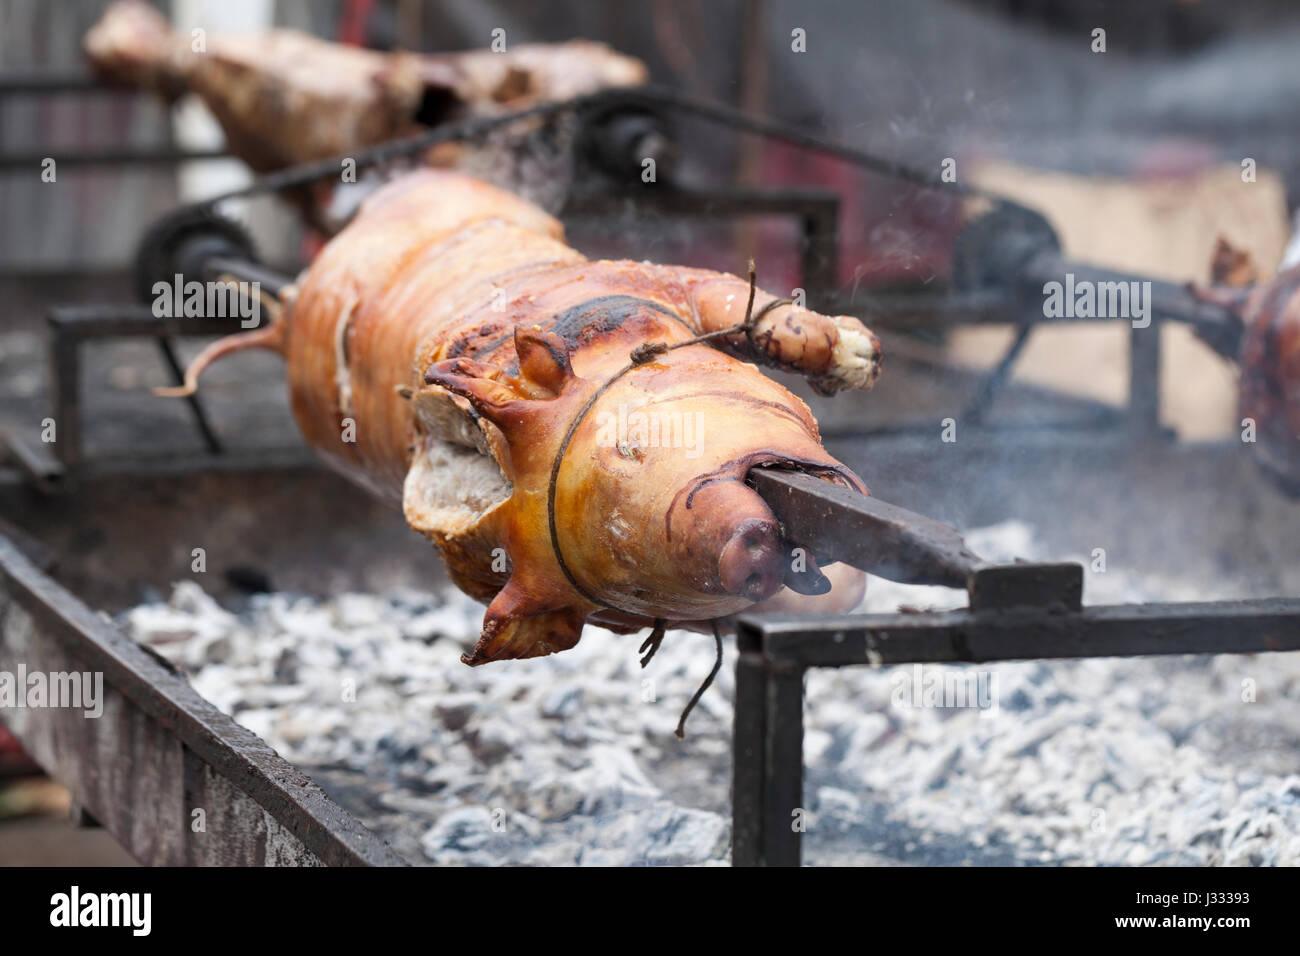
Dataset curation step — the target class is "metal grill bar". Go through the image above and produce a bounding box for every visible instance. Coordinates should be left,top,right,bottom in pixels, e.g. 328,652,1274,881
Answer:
744,598,1300,667
0,70,119,94
0,148,228,171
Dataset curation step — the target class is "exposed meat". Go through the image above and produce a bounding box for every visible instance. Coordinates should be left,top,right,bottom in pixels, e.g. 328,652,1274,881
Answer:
168,170,881,664
1237,264,1300,490
1209,236,1259,288
84,0,647,173
1191,237,1300,490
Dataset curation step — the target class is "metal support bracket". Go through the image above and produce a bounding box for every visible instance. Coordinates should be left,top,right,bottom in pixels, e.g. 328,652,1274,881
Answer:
737,468,1299,866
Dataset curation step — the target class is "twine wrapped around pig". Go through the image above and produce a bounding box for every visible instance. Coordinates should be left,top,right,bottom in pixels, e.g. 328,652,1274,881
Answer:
163,171,882,701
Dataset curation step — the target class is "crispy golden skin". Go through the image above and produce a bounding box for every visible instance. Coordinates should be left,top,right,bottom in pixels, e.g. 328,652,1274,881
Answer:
177,170,882,664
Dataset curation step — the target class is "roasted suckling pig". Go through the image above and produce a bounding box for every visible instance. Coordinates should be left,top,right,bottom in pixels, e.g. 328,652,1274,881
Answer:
167,171,881,664
84,1,646,175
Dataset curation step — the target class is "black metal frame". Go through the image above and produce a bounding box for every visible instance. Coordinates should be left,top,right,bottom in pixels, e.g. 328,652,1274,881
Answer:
732,599,1300,866
730,470,1300,866
7,188,841,484
7,188,1177,484
0,67,1225,479
3,304,317,486
0,69,226,170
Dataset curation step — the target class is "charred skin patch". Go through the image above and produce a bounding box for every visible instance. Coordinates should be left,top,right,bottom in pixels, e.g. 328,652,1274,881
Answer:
451,295,695,375
445,320,511,359
548,295,688,347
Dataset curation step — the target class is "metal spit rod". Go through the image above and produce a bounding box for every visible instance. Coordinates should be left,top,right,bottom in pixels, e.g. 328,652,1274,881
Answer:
1018,250,1244,357
749,469,1083,611
175,253,1080,606
154,244,1083,609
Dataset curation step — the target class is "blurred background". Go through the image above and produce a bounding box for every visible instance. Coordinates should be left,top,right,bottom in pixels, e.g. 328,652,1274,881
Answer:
5,0,1300,443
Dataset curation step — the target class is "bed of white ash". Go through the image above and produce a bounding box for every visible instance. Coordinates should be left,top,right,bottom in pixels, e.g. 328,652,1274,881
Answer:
121,520,1300,866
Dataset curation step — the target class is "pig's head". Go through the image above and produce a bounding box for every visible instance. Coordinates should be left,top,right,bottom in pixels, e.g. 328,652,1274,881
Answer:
419,319,867,664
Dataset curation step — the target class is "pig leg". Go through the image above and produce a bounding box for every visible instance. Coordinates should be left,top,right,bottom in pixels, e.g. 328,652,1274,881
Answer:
464,578,586,665
648,265,882,395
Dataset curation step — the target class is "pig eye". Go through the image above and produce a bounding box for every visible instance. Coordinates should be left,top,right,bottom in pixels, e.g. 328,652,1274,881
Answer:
616,441,644,462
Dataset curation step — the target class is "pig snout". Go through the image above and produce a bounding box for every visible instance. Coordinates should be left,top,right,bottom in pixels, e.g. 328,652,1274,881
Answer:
717,517,784,600
667,478,789,602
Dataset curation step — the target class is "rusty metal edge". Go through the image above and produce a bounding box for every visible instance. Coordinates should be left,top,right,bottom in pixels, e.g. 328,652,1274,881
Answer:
0,534,408,866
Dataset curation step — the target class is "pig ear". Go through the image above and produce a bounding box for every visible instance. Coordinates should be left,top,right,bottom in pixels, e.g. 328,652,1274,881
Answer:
424,357,528,428
462,576,585,665
424,329,576,429
513,326,574,398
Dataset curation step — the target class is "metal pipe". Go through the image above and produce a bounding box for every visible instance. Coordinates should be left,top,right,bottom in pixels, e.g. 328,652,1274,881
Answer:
202,256,295,298
1019,250,1243,356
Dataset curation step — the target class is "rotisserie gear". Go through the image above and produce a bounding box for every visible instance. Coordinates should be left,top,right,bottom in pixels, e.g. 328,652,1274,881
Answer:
165,170,881,664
